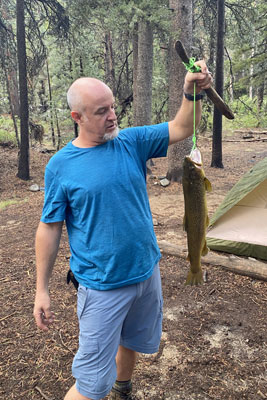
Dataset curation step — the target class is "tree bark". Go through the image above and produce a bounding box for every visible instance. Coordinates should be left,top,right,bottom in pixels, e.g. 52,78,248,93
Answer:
132,23,139,126
46,59,56,147
211,0,224,169
166,0,193,182
134,19,153,126
104,31,116,96
16,0,30,180
3,60,20,146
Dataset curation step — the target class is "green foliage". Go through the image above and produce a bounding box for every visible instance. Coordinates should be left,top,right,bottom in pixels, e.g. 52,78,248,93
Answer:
0,199,19,210
0,198,28,210
0,0,266,153
199,95,267,135
0,115,17,145
224,96,267,130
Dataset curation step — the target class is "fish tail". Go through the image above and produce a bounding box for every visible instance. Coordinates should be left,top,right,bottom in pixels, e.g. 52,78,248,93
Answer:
185,269,204,286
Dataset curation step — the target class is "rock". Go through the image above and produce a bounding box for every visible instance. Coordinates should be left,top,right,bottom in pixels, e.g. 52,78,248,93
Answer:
160,178,170,187
153,218,159,226
29,184,40,192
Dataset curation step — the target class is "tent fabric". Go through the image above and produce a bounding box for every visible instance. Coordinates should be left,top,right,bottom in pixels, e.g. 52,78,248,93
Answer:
207,157,267,261
206,238,267,261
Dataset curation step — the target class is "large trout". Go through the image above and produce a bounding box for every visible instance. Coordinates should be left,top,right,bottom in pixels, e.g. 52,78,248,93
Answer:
182,148,212,285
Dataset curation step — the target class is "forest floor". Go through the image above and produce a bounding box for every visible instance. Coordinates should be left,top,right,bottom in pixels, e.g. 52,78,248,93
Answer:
0,131,267,400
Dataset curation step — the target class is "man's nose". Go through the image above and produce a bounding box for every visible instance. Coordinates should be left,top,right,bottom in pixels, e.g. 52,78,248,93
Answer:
107,107,116,120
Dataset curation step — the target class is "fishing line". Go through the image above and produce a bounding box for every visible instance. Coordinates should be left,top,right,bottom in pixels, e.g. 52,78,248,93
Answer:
183,58,201,151
192,82,197,150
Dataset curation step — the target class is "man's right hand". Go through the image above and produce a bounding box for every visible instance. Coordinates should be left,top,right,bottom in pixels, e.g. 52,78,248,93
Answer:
33,291,55,331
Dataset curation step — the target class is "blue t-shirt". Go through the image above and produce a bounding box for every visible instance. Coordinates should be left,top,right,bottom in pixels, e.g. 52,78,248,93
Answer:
41,123,169,290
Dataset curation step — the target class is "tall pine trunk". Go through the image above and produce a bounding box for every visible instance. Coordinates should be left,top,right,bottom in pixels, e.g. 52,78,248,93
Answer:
134,19,153,126
46,59,56,146
104,31,116,96
132,23,139,126
16,0,30,180
166,0,193,182
211,0,224,168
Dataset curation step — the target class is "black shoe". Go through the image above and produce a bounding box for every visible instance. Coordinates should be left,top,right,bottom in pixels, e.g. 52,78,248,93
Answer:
109,386,136,400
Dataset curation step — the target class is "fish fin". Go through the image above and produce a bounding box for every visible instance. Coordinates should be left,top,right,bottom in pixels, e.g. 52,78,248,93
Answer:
202,241,209,256
204,177,212,192
183,215,188,232
185,269,204,286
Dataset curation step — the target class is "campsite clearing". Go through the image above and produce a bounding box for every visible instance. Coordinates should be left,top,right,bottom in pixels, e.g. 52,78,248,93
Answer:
0,132,266,400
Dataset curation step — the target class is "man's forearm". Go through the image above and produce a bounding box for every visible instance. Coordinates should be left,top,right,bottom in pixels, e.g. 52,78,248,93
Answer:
168,96,202,145
35,221,63,292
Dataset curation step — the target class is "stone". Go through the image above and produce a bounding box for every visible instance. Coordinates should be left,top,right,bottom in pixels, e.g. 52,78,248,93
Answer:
160,178,170,187
29,184,40,192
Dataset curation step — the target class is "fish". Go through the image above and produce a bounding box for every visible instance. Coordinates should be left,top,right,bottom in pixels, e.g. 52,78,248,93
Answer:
182,148,212,285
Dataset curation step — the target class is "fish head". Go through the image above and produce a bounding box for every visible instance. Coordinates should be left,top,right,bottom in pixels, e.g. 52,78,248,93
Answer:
183,148,205,182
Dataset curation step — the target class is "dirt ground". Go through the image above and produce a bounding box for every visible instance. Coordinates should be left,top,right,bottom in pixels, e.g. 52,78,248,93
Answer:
0,133,267,400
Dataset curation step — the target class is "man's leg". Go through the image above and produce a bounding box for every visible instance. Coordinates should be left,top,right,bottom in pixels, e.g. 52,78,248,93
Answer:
64,384,92,400
64,384,109,400
65,346,136,400
109,346,137,399
110,264,163,399
116,345,138,380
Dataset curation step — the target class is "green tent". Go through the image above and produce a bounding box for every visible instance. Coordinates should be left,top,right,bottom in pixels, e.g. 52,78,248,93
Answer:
206,157,267,261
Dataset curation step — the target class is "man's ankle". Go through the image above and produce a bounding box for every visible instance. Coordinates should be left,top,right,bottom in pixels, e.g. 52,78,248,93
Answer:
109,380,133,399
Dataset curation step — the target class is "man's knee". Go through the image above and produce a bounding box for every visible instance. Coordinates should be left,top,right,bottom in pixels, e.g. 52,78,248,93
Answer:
64,383,93,399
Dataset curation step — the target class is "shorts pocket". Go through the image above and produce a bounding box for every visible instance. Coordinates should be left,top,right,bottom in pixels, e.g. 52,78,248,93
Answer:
77,285,89,319
72,337,99,384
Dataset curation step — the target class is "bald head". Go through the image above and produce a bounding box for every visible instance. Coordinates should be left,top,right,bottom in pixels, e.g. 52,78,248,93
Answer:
67,77,113,113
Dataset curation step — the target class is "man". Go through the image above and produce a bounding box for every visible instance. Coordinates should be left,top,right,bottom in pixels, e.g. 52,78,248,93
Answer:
33,61,212,400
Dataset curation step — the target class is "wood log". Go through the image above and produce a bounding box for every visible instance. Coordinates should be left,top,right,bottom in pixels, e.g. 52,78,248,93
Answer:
234,130,267,135
223,139,267,143
158,240,267,281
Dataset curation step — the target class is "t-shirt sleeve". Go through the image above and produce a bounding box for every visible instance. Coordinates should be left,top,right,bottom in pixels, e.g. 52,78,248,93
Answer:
123,122,169,161
41,166,67,223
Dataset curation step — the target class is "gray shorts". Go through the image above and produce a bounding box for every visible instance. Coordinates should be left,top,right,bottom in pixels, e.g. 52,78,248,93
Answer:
72,263,163,400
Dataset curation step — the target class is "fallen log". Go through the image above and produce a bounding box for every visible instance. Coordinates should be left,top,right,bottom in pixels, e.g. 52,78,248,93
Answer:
223,139,267,143
234,130,267,135
158,240,267,281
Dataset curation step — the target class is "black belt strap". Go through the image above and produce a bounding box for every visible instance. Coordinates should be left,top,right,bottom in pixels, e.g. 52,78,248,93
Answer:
67,270,79,291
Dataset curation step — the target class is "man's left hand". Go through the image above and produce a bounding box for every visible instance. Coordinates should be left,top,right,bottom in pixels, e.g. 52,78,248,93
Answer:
183,60,213,94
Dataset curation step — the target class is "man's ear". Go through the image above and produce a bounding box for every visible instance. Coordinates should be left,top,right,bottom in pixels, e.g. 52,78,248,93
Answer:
71,111,81,124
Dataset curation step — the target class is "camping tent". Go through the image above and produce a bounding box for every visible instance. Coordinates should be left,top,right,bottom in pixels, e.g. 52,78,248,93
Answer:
206,157,267,261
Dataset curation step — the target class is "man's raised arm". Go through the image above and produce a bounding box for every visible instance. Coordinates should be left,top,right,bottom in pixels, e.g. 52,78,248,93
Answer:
168,60,212,145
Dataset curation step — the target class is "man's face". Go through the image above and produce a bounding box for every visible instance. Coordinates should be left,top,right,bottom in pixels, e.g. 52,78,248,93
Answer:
80,88,118,143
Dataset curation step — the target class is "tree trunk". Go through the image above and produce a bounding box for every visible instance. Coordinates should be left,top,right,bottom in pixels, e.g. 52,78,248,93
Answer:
2,4,20,116
46,59,56,147
7,59,20,116
132,23,139,126
16,0,30,180
3,60,20,146
249,42,255,99
211,0,224,169
134,19,153,126
257,82,264,113
166,0,193,182
104,31,116,96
